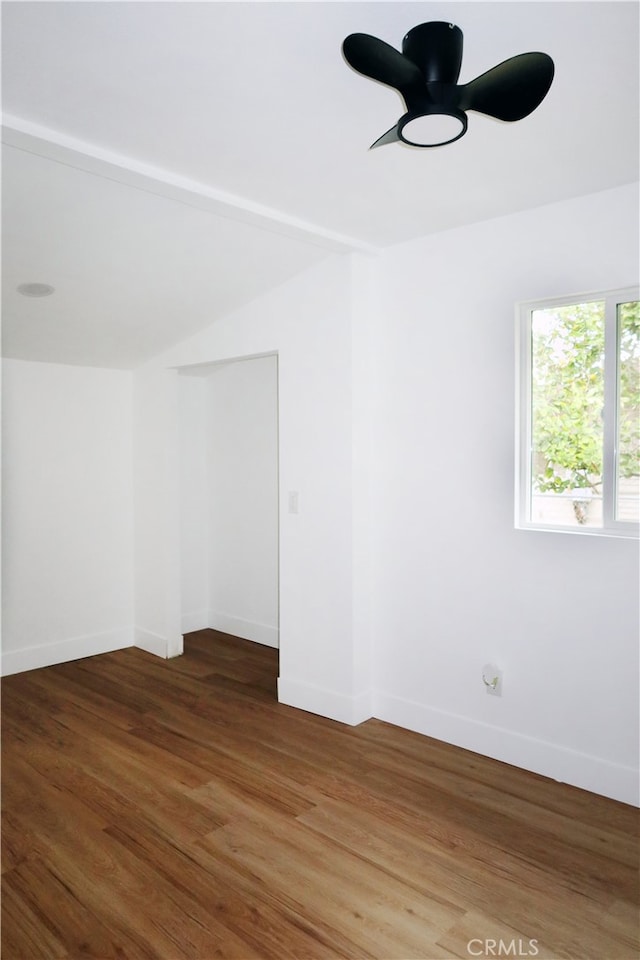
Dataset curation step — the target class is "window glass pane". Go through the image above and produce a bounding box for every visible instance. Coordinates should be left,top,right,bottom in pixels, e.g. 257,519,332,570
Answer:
617,301,640,522
530,301,605,527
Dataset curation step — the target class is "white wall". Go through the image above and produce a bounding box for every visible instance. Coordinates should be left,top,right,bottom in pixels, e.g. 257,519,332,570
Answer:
1,359,133,674
371,183,640,805
207,356,279,646
179,373,209,633
133,254,372,723
133,362,182,658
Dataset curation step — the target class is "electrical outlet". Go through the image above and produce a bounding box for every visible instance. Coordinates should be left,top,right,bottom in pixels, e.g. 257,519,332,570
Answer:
482,664,502,697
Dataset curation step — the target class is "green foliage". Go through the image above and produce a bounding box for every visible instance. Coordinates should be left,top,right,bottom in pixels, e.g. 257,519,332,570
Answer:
531,300,640,496
618,301,640,482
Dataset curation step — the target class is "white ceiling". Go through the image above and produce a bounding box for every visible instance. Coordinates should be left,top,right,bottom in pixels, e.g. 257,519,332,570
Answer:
2,1,638,368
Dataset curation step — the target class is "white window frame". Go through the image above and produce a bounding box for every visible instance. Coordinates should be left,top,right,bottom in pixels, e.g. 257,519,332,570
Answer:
516,285,639,538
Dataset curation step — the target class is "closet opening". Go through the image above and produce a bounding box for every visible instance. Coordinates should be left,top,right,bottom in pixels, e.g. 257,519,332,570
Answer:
178,354,280,696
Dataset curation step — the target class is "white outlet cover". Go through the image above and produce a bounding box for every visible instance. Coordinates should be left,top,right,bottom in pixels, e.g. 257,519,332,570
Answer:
482,663,502,696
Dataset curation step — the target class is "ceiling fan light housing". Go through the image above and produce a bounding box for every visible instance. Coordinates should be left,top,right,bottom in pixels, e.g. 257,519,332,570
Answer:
398,106,468,147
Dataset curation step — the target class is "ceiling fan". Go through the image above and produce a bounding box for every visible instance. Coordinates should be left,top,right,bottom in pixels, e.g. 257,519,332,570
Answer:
342,21,554,149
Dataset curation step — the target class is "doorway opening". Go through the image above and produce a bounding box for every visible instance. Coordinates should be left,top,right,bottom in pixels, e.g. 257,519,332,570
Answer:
177,353,279,694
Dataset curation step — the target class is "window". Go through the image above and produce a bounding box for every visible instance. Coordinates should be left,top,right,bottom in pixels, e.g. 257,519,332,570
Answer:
516,287,639,537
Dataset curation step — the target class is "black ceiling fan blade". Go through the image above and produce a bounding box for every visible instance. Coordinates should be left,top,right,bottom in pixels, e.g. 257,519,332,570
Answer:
369,123,401,150
459,52,554,121
342,33,426,104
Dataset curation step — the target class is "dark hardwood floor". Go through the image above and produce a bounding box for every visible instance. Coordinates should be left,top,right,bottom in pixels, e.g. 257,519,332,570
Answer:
2,629,638,960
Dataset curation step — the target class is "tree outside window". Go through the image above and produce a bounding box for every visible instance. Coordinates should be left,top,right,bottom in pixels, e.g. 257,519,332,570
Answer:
518,289,639,535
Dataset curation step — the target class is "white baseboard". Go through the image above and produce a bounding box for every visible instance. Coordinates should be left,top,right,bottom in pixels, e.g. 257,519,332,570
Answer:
135,627,171,658
181,611,210,634
208,610,279,649
278,676,373,726
375,692,639,808
1,627,133,677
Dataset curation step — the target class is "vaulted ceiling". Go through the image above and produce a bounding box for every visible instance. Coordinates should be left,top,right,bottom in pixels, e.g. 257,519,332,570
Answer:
2,1,638,368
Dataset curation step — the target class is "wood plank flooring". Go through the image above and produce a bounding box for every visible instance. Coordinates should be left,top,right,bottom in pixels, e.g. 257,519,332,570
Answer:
2,629,638,960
